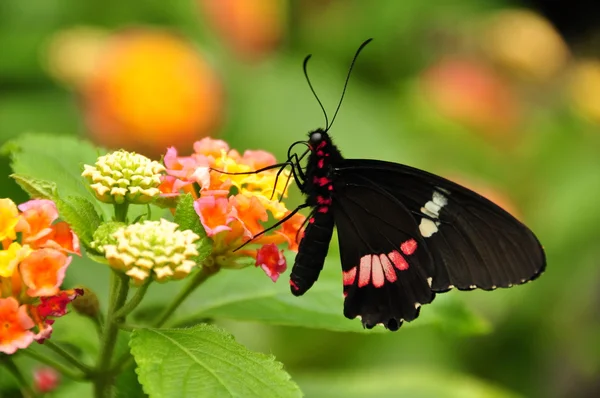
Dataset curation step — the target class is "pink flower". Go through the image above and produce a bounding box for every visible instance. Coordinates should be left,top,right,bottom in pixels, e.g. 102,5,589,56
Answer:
193,137,230,158
193,196,236,236
256,244,286,282
34,367,61,393
240,150,276,169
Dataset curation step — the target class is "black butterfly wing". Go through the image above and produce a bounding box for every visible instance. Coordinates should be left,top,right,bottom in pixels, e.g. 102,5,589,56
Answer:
332,180,436,330
334,159,546,293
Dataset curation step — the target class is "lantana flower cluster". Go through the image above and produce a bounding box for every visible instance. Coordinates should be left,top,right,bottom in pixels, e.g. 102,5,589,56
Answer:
160,138,305,281
0,198,81,354
104,219,201,285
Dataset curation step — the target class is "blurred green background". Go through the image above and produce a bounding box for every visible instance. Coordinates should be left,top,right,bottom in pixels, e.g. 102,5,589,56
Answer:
2,0,600,397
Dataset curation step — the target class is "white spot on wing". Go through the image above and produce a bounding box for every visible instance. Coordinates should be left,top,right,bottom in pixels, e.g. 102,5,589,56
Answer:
419,218,438,237
419,189,448,238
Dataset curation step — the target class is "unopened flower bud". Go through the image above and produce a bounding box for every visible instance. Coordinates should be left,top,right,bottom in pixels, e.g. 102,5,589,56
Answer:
104,219,200,285
90,221,127,254
82,150,165,204
71,287,100,318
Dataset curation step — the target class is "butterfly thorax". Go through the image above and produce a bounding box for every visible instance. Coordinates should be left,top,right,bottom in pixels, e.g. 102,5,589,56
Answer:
303,129,344,212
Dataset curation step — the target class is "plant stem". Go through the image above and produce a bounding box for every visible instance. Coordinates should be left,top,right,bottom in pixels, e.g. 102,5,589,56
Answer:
94,271,130,398
1,356,37,398
153,266,217,328
112,280,151,320
110,265,218,376
20,349,86,380
113,202,129,222
44,340,93,375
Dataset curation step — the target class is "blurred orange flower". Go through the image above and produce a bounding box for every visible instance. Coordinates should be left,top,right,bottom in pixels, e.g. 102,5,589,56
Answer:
0,198,82,354
199,0,287,61
483,9,568,81
83,29,223,156
162,138,303,280
569,59,600,124
421,57,520,135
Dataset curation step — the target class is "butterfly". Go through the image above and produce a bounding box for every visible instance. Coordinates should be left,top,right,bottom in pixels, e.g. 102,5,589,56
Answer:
262,39,545,331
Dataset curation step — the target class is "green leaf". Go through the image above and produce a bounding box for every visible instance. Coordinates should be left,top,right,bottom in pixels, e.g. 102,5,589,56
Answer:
10,173,57,199
130,325,301,398
55,195,103,248
115,363,148,398
295,367,522,398
4,132,112,220
146,255,487,334
174,193,212,261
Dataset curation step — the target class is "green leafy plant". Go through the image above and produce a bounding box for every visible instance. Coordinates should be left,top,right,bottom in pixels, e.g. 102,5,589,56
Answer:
0,133,486,397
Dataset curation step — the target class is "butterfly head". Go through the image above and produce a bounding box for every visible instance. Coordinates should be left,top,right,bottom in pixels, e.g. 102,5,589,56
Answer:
308,128,329,150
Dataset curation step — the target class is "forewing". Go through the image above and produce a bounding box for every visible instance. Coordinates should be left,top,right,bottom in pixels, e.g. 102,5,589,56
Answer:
332,181,436,330
335,159,546,292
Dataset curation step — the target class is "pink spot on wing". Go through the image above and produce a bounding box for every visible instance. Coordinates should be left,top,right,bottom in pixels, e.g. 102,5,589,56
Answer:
328,185,333,191
318,159,324,168
379,254,397,283
371,255,385,288
389,250,409,271
343,266,357,286
318,206,329,213
358,255,372,287
401,239,418,256
309,217,315,224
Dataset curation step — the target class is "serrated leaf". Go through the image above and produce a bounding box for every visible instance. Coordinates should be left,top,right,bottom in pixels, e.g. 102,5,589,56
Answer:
144,254,487,334
4,133,112,219
130,325,301,398
115,363,148,398
55,195,103,247
10,174,57,199
174,193,212,261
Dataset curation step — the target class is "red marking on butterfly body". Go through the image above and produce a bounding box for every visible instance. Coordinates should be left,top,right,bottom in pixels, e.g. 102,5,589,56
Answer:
318,159,325,168
401,239,417,256
313,176,330,186
317,196,332,205
290,280,300,291
309,217,315,224
318,206,329,213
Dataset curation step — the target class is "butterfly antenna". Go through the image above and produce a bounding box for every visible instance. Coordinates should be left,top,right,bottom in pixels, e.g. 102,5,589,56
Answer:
304,54,329,130
327,38,373,131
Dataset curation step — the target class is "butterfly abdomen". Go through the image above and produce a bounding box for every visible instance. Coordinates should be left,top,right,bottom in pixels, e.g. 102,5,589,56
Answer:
290,212,334,296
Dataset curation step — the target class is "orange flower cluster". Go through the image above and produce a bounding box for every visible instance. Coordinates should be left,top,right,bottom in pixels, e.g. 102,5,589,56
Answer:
161,138,305,281
0,199,81,354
